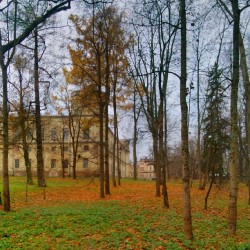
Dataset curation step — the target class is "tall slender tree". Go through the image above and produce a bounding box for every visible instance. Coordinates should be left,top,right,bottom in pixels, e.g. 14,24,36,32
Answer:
65,5,131,197
0,0,72,211
130,0,179,201
179,0,193,240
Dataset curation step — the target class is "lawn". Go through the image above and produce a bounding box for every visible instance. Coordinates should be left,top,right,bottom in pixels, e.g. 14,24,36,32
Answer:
0,177,249,249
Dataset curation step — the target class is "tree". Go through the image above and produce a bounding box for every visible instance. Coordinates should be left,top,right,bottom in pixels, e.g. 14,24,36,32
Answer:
65,5,131,197
239,33,250,205
202,63,229,209
179,0,193,240
33,28,46,187
216,0,250,235
132,83,142,180
0,0,72,211
10,54,34,185
130,0,179,204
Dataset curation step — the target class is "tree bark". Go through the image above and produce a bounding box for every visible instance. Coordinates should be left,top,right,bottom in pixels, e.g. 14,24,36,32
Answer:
117,132,121,186
34,28,46,187
196,46,202,189
228,0,240,236
180,0,193,240
104,45,110,195
133,90,138,180
160,120,169,208
153,133,161,197
239,33,250,205
0,36,10,211
104,93,110,194
112,93,117,187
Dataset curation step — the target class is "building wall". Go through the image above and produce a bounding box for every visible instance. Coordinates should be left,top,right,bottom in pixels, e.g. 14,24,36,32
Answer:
1,115,130,178
138,158,156,180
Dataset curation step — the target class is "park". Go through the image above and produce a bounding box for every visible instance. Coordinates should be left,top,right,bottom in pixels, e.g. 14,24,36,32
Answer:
0,177,249,249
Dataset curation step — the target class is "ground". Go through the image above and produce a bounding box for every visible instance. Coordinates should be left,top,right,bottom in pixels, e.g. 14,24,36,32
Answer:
0,177,249,249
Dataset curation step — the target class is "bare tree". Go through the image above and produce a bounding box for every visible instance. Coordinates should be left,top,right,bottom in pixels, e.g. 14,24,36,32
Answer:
179,0,193,240
0,0,72,211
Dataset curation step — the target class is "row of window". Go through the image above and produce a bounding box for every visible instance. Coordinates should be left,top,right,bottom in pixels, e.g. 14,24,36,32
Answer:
51,128,90,141
14,158,89,169
17,128,90,142
51,145,89,152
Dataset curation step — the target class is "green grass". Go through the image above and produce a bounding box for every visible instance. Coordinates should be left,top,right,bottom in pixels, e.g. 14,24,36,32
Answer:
0,177,249,249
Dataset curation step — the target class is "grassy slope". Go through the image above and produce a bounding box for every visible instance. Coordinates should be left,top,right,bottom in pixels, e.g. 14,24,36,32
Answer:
0,177,249,249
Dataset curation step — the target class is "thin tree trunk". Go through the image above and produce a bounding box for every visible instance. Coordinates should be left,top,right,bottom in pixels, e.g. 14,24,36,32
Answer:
105,95,110,194
180,0,193,240
72,154,77,179
160,121,169,208
196,53,202,189
99,101,105,197
117,131,121,186
228,0,240,236
18,67,33,185
153,133,161,197
112,97,117,187
34,28,46,187
97,51,105,197
104,45,110,195
21,127,33,185
61,132,65,178
239,33,250,205
204,170,215,210
133,91,138,180
0,38,10,211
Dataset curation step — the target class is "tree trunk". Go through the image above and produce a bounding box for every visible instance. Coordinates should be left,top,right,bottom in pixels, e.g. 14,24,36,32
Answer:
34,28,46,187
21,126,33,185
204,171,215,210
72,154,77,179
0,38,10,211
117,131,121,186
99,101,105,197
153,133,161,197
97,50,105,197
104,45,110,194
239,33,250,205
160,121,169,208
61,133,65,178
180,0,193,240
18,67,33,185
112,96,117,187
105,94,110,195
133,91,138,180
196,52,202,189
228,0,240,236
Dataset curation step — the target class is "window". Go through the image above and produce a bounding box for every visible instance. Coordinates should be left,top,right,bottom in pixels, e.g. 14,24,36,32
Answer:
83,158,88,169
83,129,90,140
63,159,68,169
83,145,89,151
51,159,56,168
51,128,57,141
27,129,33,141
15,159,20,169
63,128,69,141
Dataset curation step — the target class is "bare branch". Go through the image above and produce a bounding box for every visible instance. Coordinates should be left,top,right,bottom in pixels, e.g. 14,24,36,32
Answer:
2,0,72,53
